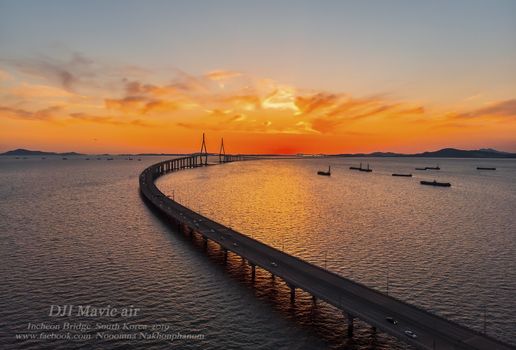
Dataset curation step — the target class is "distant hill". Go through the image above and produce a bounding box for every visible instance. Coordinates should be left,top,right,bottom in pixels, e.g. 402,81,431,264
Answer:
0,149,83,156
2,147,515,158
411,148,515,158
0,149,198,157
333,148,516,158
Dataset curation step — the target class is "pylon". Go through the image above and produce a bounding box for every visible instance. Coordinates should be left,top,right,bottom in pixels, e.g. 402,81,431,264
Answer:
199,132,208,165
219,138,226,163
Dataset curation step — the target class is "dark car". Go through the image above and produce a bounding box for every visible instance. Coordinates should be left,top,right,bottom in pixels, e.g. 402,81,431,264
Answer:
386,317,398,325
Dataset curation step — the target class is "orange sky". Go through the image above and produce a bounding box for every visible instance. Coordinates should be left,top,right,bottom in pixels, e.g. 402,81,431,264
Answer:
0,62,515,154
1,1,515,154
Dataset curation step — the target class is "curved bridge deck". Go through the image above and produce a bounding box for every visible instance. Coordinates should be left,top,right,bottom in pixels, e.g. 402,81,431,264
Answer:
139,155,514,350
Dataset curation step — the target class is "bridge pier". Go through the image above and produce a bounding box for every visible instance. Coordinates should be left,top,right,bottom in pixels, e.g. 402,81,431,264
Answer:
271,272,275,280
223,249,228,264
347,313,354,337
203,237,208,250
312,295,317,304
289,285,296,303
251,264,256,281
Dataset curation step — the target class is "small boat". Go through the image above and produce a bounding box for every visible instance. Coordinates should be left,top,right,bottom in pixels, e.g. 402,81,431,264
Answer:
392,173,412,177
350,162,372,172
420,180,451,187
350,162,362,170
62,157,68,160
415,167,426,170
317,166,331,176
425,165,440,170
477,167,496,170
85,158,90,160
359,164,372,172
137,158,142,161
106,158,114,161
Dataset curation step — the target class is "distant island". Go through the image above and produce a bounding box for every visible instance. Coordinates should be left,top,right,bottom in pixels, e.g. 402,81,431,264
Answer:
1,147,515,158
332,148,516,158
0,149,84,157
0,149,186,157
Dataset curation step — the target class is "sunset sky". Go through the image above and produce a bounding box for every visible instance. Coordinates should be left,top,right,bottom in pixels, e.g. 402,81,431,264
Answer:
1,0,515,154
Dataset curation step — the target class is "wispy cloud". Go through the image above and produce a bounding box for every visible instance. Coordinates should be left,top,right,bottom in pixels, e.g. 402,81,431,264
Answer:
0,105,63,121
454,99,516,119
205,70,241,81
9,82,75,98
1,53,96,92
0,104,155,127
7,52,507,139
69,112,154,127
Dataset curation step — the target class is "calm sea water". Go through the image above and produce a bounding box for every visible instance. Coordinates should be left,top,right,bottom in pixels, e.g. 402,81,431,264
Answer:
1,156,515,349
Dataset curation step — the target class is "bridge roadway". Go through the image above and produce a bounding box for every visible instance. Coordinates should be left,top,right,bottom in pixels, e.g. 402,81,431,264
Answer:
139,155,514,350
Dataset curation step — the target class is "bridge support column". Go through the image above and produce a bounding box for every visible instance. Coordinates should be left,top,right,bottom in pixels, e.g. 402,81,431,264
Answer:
223,249,228,264
271,272,275,280
312,295,317,304
251,264,256,281
203,237,208,250
347,314,354,337
289,285,296,303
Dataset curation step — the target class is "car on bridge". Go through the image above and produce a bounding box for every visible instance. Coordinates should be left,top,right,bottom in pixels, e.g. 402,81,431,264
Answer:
385,317,398,325
404,330,417,339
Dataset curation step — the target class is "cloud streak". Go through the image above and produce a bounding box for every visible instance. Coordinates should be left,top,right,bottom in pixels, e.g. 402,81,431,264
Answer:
454,99,516,119
3,52,513,144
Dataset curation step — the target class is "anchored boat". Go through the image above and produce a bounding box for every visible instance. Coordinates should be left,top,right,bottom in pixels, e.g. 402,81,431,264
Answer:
350,163,372,172
392,173,412,177
425,165,440,170
420,180,451,187
317,166,331,176
350,162,362,170
416,165,440,170
477,167,496,170
359,163,372,172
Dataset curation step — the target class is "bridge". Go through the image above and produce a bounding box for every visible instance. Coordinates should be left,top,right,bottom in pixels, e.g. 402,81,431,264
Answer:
139,136,514,350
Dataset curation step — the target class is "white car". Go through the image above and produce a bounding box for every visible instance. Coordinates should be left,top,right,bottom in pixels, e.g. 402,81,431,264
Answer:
404,330,417,339
271,262,278,267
